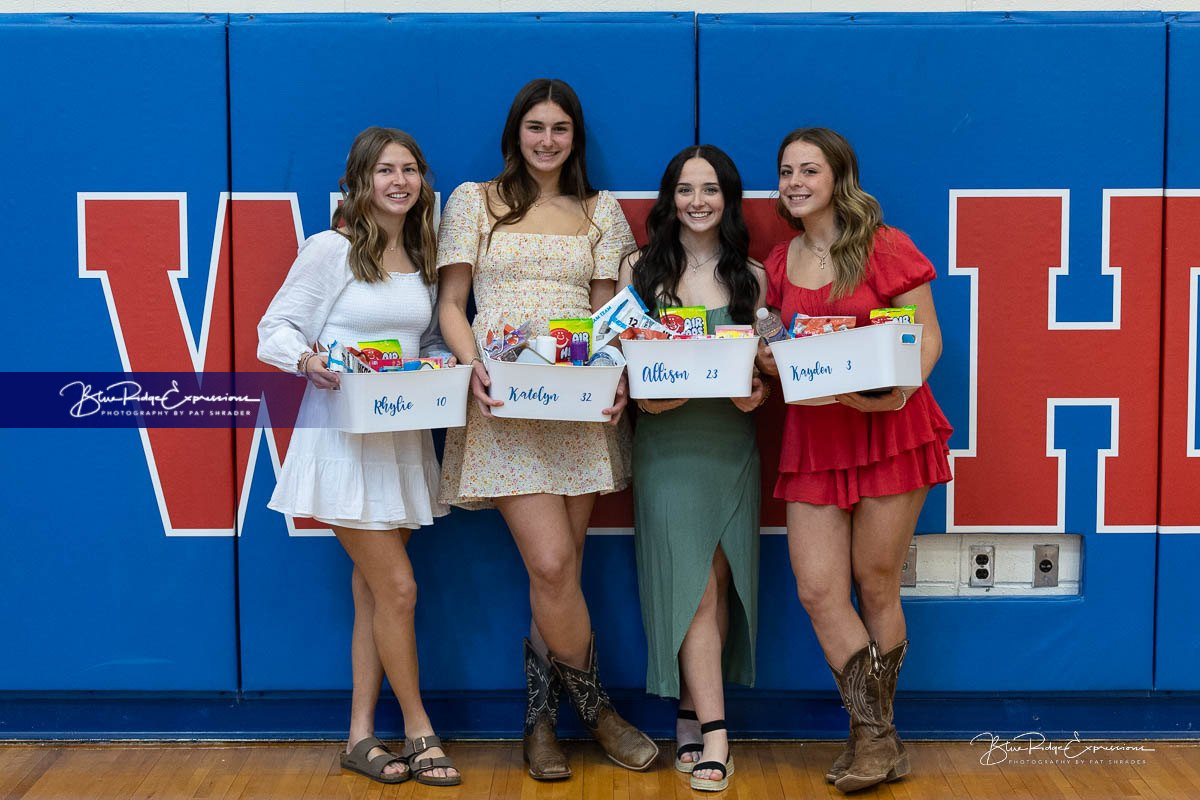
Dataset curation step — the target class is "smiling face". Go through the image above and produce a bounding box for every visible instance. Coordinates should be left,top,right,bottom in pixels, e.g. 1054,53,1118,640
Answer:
519,100,574,178
778,140,835,222
370,142,420,221
674,157,724,236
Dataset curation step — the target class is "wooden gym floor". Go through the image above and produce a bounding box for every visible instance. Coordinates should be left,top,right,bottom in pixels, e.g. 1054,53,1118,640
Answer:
2,738,1198,799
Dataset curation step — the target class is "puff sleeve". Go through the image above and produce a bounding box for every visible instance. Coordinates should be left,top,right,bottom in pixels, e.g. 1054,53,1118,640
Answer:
589,191,636,282
436,182,486,271
869,227,936,301
257,231,353,372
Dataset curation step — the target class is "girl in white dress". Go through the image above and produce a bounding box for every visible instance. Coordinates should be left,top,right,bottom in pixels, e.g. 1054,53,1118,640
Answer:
257,127,459,787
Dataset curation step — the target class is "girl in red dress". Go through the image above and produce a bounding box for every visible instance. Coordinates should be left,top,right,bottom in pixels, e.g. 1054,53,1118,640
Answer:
759,128,953,793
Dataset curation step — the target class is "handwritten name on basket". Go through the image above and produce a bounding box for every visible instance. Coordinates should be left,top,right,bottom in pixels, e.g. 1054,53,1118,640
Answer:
374,396,415,416
790,362,834,383
509,386,560,405
641,362,690,384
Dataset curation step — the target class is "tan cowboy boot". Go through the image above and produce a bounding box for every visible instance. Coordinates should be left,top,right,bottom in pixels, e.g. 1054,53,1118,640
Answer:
830,642,905,793
826,639,910,784
550,633,659,771
523,639,571,780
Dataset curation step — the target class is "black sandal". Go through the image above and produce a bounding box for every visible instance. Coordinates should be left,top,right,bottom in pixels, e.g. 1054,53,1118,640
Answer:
339,736,410,784
400,734,462,787
689,719,735,792
674,708,703,773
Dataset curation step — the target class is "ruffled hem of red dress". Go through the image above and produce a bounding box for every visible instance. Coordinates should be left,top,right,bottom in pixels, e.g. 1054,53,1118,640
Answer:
777,384,953,474
773,436,952,511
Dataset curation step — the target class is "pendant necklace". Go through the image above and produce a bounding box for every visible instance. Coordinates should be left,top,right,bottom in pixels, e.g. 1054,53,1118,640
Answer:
683,246,719,273
804,235,831,270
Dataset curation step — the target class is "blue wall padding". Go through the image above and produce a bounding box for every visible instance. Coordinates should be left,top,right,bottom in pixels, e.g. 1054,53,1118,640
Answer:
699,12,1164,690
1155,13,1200,691
0,15,237,690
0,10,1195,711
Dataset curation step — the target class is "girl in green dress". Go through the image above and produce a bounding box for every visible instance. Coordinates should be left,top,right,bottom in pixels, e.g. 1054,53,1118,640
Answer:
617,145,768,793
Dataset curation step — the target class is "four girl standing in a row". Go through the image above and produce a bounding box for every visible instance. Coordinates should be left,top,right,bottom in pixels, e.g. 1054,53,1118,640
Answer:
258,77,952,793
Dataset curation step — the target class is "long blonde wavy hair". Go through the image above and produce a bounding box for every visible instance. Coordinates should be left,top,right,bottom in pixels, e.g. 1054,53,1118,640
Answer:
775,127,883,299
331,127,437,285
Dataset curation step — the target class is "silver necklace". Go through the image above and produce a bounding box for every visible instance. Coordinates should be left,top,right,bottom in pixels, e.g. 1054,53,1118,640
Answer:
683,246,719,273
532,193,561,209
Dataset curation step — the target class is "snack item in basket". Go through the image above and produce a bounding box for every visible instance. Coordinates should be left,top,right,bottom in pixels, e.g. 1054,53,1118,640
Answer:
400,357,447,370
593,284,650,348
660,306,707,337
619,326,672,341
714,324,755,338
357,339,404,371
869,305,917,324
586,344,626,367
549,318,592,364
484,320,532,362
789,315,856,338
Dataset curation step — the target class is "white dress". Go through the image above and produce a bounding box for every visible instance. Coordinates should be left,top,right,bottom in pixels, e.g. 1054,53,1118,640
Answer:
257,230,450,531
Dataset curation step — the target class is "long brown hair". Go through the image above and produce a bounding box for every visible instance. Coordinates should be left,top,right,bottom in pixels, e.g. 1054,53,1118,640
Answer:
331,127,437,285
775,127,883,299
633,145,757,325
489,78,597,229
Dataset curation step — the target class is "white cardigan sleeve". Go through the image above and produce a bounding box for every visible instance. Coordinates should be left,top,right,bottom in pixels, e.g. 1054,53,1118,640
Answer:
257,231,354,372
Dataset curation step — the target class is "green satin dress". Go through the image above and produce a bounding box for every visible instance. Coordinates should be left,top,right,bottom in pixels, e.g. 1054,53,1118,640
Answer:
632,306,760,698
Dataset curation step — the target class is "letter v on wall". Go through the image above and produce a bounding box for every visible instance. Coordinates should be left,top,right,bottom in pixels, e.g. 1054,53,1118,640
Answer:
78,192,324,537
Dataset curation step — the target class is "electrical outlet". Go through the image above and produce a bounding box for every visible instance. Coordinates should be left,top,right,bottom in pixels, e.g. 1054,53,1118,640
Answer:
1033,544,1060,588
900,544,918,587
968,544,995,588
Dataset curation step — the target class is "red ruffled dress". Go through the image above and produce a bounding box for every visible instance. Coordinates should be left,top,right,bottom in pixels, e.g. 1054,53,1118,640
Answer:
765,227,953,510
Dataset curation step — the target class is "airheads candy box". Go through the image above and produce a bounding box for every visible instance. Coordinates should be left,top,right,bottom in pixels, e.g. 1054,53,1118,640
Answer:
357,339,403,371
790,315,856,338
869,305,917,324
549,318,592,364
660,306,707,337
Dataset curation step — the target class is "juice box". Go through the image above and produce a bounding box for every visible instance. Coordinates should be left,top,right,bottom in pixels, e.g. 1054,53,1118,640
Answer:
549,318,592,364
660,306,707,337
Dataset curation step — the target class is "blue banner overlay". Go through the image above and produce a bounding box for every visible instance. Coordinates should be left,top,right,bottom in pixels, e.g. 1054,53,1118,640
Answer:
21,372,308,428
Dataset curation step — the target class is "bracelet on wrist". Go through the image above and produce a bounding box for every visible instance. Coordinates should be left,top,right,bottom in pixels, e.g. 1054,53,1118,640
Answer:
895,389,908,411
297,350,316,372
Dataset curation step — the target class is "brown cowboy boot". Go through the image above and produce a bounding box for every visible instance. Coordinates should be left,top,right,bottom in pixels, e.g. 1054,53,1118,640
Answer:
550,633,659,771
830,642,904,793
523,639,571,780
877,640,911,781
826,640,910,784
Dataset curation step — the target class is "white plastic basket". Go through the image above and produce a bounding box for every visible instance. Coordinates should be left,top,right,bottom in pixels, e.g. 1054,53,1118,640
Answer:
623,337,758,399
332,365,472,433
769,323,923,405
486,357,624,422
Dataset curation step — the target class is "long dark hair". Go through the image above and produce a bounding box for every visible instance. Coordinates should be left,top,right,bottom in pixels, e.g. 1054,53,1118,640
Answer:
775,127,883,299
330,127,437,285
632,145,756,325
490,78,597,229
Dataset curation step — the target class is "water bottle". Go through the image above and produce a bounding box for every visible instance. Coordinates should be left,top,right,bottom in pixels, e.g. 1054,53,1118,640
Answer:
755,308,791,342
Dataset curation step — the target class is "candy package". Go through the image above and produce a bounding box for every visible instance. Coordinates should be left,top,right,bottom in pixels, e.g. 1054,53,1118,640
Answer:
549,318,593,364
483,320,533,362
660,306,707,337
714,324,755,338
357,339,404,371
790,315,856,338
869,306,917,325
